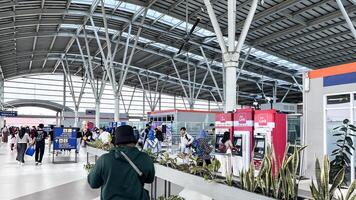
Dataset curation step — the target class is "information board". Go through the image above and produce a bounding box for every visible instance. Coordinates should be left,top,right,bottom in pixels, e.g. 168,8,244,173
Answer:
0,111,17,117
53,127,77,150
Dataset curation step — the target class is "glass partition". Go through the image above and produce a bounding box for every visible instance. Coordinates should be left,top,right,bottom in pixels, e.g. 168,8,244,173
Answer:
325,93,353,183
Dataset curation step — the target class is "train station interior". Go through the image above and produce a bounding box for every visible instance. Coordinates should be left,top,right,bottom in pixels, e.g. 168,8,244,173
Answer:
0,0,355,199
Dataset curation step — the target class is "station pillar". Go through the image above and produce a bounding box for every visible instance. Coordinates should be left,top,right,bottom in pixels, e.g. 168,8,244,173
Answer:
114,94,120,122
0,78,4,128
95,100,100,128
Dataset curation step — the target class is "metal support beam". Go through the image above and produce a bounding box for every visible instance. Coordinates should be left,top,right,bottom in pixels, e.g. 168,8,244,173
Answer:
335,0,356,40
200,46,223,102
171,60,190,101
281,85,292,103
203,0,228,54
291,76,303,92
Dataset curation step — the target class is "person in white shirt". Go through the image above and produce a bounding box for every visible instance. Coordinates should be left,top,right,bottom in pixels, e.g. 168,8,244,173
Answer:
179,127,194,154
98,128,111,144
143,129,161,153
16,127,31,165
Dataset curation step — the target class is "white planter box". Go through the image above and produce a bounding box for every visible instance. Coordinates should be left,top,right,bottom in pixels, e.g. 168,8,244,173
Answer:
86,146,108,157
154,164,274,200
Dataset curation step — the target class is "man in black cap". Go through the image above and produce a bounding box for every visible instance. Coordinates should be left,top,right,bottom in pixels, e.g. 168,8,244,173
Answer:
88,125,155,200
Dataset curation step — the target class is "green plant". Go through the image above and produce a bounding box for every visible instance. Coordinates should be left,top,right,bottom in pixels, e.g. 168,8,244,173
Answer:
226,174,234,186
342,180,356,200
240,145,306,199
240,161,257,192
275,145,306,200
158,195,185,200
330,119,356,182
158,152,178,169
256,146,276,197
310,156,345,200
87,139,114,151
84,163,94,172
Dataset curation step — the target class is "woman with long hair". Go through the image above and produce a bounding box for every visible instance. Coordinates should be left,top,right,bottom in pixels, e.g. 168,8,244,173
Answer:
220,131,233,177
16,127,31,165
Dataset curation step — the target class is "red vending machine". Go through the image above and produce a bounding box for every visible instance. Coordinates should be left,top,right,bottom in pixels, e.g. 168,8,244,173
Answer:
214,113,233,153
214,113,233,176
232,109,254,176
253,109,286,173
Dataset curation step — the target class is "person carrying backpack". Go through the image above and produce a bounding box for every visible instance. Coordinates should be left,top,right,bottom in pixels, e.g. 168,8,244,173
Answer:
34,124,48,165
193,130,212,166
88,125,155,200
179,127,194,154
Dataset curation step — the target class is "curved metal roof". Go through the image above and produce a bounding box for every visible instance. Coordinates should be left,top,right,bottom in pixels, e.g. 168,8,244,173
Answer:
4,99,74,112
0,0,354,105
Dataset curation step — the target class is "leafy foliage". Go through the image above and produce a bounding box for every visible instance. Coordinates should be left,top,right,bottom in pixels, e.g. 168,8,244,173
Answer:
158,195,185,200
84,163,94,173
330,119,356,183
239,144,306,199
87,139,114,151
310,156,346,200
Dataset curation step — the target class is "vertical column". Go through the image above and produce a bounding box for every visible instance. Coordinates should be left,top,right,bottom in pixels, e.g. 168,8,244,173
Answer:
159,92,161,111
273,81,277,104
173,94,176,110
95,100,100,128
143,90,146,119
208,99,211,111
62,74,66,126
223,57,237,112
114,94,120,122
56,112,59,126
0,78,4,128
74,107,79,127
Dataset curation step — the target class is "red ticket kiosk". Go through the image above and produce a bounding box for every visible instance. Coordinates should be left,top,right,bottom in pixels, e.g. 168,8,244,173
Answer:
253,109,286,173
232,109,254,176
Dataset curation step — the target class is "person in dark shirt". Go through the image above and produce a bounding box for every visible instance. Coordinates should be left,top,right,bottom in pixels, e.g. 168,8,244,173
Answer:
143,124,151,144
82,128,93,147
48,125,54,154
34,124,48,165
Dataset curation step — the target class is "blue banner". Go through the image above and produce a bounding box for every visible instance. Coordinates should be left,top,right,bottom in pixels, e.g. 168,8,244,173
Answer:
0,111,17,117
324,72,356,87
53,127,77,150
110,122,127,127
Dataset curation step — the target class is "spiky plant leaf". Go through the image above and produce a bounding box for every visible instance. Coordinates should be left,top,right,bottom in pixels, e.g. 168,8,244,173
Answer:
345,180,356,200
310,181,320,200
330,168,345,198
324,155,330,200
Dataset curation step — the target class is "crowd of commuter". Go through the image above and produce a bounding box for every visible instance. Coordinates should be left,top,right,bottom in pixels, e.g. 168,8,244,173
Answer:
0,121,217,200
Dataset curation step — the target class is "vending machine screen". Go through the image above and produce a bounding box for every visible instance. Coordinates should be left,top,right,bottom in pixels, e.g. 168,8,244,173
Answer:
233,136,243,156
254,138,265,159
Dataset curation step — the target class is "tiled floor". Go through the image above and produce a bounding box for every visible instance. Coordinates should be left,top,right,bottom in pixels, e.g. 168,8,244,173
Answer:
0,142,100,200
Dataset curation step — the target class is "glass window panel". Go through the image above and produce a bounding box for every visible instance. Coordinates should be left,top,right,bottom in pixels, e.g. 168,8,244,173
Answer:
326,109,351,182
326,94,350,108
354,108,356,180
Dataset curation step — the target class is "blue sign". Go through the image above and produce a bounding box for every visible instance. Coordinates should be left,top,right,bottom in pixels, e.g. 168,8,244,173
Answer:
110,122,127,127
324,72,356,87
53,127,77,150
0,111,17,117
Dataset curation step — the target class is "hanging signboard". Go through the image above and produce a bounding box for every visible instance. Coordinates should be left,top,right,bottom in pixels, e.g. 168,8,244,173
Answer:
0,111,18,117
86,109,96,115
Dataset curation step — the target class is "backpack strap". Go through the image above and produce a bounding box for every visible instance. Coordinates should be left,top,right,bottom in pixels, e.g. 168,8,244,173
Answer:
120,151,143,176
